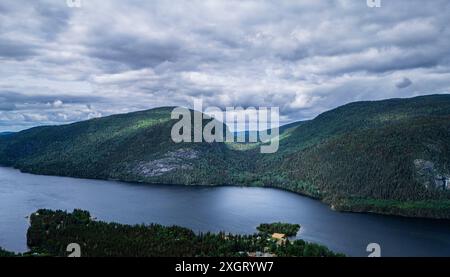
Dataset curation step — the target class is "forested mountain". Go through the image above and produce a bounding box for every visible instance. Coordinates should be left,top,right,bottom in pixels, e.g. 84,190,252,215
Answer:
0,108,243,185
257,95,450,218
1,95,450,218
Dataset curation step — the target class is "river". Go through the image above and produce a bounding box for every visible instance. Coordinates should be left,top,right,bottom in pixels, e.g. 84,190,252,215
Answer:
1,166,449,256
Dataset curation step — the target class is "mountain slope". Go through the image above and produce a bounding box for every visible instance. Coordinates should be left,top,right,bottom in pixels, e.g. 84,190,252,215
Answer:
1,95,450,218
254,95,450,218
0,107,245,185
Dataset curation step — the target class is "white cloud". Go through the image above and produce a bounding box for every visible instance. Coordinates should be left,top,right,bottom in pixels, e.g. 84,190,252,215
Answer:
52,100,63,108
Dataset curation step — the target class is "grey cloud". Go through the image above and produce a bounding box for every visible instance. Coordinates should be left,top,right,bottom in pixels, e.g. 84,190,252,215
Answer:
0,102,16,111
396,77,413,89
0,1,71,62
34,2,71,39
0,0,450,131
0,39,37,60
0,91,104,107
86,34,183,70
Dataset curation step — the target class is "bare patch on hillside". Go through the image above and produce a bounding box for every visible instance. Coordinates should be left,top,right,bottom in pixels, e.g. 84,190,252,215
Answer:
133,149,199,177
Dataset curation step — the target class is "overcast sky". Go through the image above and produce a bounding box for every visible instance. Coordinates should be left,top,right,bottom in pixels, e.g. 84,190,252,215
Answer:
1,0,450,131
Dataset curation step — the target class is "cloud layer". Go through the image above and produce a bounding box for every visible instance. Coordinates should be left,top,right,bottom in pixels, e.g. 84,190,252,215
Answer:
1,0,450,131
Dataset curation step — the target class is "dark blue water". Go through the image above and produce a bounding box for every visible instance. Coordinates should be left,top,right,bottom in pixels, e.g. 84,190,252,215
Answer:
1,166,449,257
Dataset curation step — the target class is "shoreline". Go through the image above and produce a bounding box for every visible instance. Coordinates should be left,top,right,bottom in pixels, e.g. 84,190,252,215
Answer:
2,165,450,221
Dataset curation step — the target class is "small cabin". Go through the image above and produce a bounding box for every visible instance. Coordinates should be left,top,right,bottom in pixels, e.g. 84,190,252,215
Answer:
271,233,287,245
271,233,286,240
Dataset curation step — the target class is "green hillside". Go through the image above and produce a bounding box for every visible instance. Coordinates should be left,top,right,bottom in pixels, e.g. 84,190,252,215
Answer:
1,95,450,218
0,107,245,185
256,95,450,218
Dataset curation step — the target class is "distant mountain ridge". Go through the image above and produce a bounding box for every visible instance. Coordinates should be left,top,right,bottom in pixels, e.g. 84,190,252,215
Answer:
1,95,449,219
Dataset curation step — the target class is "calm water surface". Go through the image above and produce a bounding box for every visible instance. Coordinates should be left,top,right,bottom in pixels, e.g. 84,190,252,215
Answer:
1,166,449,256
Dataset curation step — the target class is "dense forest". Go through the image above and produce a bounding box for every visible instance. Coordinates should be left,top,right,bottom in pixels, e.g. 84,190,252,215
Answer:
257,223,300,237
265,95,450,218
0,247,15,257
1,95,450,218
20,209,342,257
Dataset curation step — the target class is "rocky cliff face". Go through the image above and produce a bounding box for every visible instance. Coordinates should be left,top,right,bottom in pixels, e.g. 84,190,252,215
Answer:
415,159,449,190
132,149,199,177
